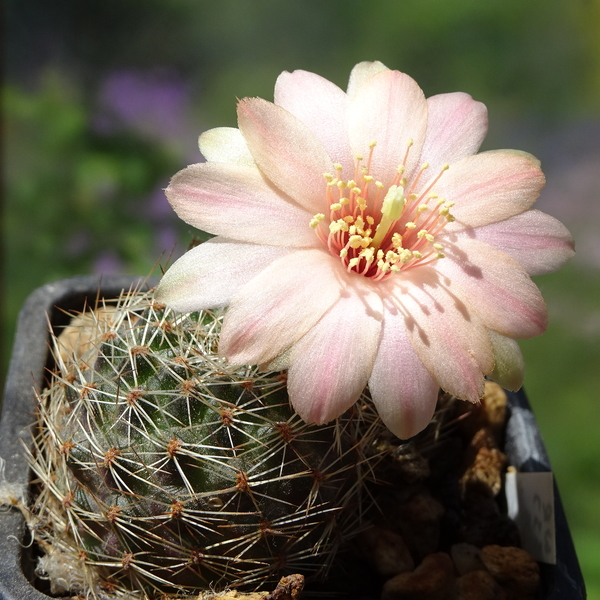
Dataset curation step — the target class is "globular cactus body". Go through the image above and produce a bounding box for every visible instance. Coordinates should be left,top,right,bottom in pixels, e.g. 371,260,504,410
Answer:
29,289,383,598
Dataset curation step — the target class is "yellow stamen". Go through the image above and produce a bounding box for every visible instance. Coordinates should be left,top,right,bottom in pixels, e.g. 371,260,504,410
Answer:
310,214,325,229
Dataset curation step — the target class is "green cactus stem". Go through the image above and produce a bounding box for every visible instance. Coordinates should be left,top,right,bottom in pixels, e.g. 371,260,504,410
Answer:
27,287,386,598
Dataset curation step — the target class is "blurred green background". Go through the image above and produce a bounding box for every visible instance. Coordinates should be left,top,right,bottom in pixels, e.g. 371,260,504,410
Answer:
3,0,599,596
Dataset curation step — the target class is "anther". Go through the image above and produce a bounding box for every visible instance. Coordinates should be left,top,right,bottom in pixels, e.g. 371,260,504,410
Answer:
310,214,325,229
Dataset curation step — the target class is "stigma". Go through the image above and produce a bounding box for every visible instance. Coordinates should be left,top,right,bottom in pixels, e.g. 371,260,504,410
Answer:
310,141,453,281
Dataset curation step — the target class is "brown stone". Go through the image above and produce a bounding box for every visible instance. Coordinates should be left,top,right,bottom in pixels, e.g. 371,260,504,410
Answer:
450,543,485,576
457,382,508,445
360,526,414,577
480,545,540,595
197,575,305,600
461,428,507,498
393,491,445,562
454,570,509,600
381,553,455,600
481,382,508,439
461,495,520,548
391,442,431,484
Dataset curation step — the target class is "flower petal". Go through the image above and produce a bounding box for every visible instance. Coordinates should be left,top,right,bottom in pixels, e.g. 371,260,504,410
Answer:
347,61,389,98
155,238,289,311
274,70,354,172
450,209,575,276
287,286,383,424
434,238,548,338
385,268,493,402
220,249,347,364
369,304,439,439
420,92,488,175
237,97,333,214
166,162,317,246
198,127,255,166
488,330,525,391
438,151,545,230
348,69,428,186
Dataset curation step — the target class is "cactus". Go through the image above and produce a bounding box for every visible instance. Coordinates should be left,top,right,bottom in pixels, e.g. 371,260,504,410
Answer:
27,287,387,599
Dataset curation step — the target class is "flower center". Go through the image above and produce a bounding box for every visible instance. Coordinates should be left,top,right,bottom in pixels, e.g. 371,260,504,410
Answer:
310,140,454,281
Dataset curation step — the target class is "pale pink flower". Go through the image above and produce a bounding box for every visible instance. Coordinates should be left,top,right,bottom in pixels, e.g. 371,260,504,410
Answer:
155,62,574,439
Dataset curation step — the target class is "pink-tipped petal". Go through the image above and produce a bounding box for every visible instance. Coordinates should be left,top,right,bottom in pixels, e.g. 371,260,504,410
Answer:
439,152,546,230
274,70,354,173
369,303,439,439
220,249,346,365
237,98,333,214
166,162,317,247
488,330,525,391
386,269,493,402
420,92,488,175
348,69,428,186
347,61,389,98
155,239,288,311
453,209,575,276
435,238,548,339
198,127,255,166
287,286,383,424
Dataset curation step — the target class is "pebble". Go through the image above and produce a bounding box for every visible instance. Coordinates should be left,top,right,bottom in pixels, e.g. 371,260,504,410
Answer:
453,569,509,600
461,495,520,548
461,428,506,498
381,553,455,600
480,545,540,596
450,543,485,575
457,382,508,445
360,526,414,577
393,490,445,562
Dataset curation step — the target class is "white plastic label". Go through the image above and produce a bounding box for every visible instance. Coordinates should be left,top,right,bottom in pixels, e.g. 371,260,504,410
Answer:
505,470,556,564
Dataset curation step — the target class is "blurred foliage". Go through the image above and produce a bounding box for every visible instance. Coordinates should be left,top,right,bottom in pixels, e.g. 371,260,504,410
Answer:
3,0,600,596
3,74,186,355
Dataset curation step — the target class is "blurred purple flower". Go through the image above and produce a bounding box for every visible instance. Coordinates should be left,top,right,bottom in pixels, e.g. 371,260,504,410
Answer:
94,70,190,140
93,251,124,275
146,185,173,219
156,227,180,256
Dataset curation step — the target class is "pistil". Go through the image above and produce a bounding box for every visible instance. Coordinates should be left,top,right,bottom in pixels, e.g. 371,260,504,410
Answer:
370,185,405,250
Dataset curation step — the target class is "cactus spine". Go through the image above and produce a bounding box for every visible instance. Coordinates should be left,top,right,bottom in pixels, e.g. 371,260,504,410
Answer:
27,287,386,598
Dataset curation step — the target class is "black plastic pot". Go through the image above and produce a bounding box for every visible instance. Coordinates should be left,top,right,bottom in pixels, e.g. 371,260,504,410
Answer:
0,276,586,599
